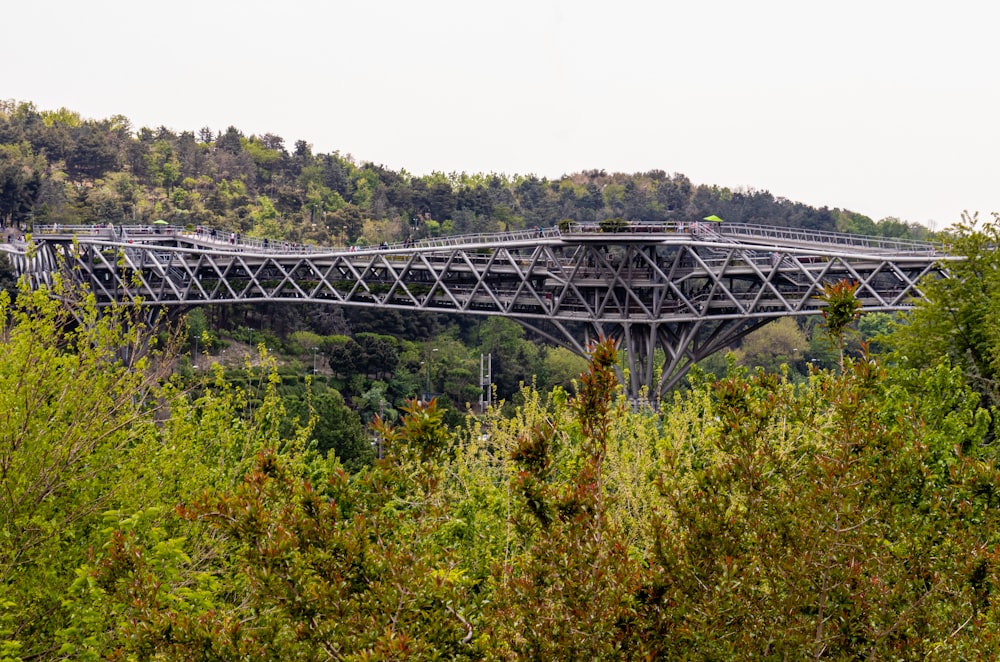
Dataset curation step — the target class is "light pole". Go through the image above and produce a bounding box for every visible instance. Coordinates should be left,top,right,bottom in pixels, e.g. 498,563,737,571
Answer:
424,348,438,402
312,347,319,374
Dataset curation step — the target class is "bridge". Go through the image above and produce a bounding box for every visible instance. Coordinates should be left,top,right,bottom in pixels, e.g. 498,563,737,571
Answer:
1,220,953,401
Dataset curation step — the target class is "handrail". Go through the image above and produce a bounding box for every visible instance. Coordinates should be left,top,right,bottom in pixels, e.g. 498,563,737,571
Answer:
22,220,943,256
716,222,941,253
25,223,562,253
558,221,942,253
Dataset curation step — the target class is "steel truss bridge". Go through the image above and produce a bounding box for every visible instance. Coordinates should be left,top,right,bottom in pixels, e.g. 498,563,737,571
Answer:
2,221,952,401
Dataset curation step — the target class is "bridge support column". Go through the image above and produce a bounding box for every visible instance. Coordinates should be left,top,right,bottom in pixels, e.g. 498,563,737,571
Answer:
603,317,774,405
614,322,658,403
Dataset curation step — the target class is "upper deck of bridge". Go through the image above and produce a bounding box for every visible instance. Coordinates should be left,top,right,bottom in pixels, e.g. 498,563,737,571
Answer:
2,219,946,259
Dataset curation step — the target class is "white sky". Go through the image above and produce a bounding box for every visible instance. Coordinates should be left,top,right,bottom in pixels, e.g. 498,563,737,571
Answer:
4,0,998,228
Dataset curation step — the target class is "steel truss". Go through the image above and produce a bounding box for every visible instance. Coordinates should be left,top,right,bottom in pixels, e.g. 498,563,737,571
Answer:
7,224,952,401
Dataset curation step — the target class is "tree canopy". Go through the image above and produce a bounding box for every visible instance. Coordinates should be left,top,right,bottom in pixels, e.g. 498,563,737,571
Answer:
2,276,1000,657
0,99,936,247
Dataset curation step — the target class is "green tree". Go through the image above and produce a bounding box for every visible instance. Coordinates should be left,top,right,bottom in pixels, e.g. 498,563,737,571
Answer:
183,307,216,353
541,345,589,392
637,355,999,659
145,139,182,194
478,317,540,399
324,335,362,377
248,194,284,237
888,212,1000,405
819,278,862,370
66,122,118,180
329,203,364,243
858,311,894,356
733,316,809,374
30,317,1000,658
356,332,399,379
59,353,326,657
0,142,44,227
283,384,372,471
0,283,176,657
484,340,642,659
97,400,479,659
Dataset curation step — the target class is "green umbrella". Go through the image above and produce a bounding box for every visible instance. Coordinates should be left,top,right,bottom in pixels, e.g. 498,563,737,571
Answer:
702,215,724,222
153,219,169,225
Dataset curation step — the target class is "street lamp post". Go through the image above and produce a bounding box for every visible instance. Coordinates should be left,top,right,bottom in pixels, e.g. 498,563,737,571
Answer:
423,348,438,402
312,347,319,374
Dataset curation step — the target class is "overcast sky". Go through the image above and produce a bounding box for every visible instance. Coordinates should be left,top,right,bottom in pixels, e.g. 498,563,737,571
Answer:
4,0,998,228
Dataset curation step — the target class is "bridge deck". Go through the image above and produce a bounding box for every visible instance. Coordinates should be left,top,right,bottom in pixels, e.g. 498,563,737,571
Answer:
1,219,944,256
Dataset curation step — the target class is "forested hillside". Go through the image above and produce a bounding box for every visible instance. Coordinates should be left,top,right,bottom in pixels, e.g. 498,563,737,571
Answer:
0,100,931,244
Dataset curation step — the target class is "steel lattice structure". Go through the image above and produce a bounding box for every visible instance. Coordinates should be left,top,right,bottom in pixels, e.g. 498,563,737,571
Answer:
4,221,952,401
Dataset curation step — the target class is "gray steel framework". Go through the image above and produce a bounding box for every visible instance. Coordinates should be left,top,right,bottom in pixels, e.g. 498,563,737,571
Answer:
4,221,953,401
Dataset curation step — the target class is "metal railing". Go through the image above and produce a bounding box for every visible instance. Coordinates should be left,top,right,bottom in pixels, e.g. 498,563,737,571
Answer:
26,223,563,254
23,220,944,256
715,222,941,253
558,221,942,254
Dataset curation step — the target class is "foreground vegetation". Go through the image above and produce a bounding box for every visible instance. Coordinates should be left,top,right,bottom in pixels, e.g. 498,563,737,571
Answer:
3,215,1000,659
2,98,999,658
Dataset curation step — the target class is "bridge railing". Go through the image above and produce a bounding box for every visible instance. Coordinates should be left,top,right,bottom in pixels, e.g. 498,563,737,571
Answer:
27,220,943,256
559,220,942,254
716,222,942,254
407,226,560,249
28,223,562,254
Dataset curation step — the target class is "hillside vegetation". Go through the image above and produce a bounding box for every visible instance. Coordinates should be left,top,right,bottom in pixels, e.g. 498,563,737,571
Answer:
0,100,931,245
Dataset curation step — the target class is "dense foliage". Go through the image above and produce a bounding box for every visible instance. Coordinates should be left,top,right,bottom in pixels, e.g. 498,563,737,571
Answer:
888,212,1000,407
0,100,932,246
3,252,1000,658
1,99,994,659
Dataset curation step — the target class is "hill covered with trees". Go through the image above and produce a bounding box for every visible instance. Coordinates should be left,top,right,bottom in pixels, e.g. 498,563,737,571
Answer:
0,100,931,245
